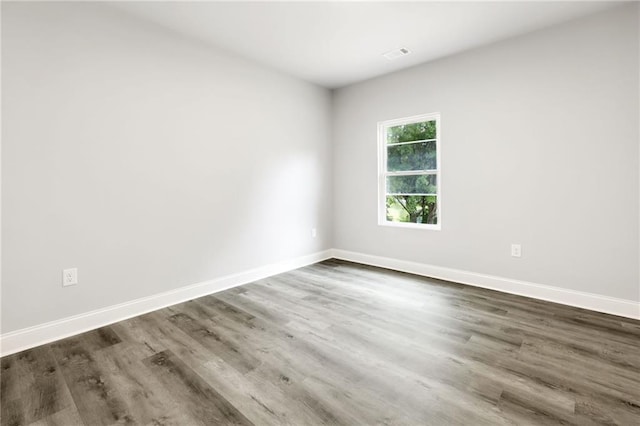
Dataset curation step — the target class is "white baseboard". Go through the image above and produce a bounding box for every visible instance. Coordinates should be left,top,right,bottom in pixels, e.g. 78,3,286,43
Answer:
3,248,637,357
0,250,333,357
331,249,640,320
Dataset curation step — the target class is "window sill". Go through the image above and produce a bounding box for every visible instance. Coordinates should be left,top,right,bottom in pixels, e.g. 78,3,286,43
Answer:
378,221,441,231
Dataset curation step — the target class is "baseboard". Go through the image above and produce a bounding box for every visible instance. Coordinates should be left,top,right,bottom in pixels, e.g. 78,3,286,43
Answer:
0,250,333,357
331,249,640,320
3,248,637,357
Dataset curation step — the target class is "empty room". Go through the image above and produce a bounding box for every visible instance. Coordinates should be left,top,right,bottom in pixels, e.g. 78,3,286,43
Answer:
1,1,639,425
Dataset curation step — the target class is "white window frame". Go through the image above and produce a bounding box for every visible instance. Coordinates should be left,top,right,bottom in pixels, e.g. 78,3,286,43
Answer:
377,112,441,230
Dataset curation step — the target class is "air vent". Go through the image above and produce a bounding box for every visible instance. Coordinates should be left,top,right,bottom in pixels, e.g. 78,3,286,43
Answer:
383,48,411,61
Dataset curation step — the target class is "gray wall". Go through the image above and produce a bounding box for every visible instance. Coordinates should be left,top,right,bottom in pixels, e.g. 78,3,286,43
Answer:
332,5,640,301
1,2,333,333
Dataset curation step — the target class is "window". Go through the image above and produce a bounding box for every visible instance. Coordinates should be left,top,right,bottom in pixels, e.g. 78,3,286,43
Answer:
378,113,440,229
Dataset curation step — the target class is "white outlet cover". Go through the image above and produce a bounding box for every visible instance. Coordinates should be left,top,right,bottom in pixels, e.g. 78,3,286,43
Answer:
511,244,522,258
63,268,78,286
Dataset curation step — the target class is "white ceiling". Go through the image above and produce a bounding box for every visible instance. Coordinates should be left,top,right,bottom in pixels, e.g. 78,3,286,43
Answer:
112,1,622,89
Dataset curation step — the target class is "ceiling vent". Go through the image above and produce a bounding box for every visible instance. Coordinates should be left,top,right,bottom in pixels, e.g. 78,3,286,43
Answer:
383,48,411,61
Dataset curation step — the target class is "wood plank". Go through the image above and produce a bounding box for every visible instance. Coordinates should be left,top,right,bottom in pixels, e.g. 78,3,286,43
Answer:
27,407,84,426
0,346,74,425
93,343,201,425
48,328,132,426
141,350,253,426
166,307,262,374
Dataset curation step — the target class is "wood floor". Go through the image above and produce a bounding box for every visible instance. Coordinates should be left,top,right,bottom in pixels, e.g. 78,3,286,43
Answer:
2,259,640,426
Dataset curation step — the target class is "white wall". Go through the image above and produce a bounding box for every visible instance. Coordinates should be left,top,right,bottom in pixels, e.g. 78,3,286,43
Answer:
1,2,332,333
332,5,640,302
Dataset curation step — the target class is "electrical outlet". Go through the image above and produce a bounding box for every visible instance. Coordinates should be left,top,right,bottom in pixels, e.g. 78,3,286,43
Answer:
311,228,317,238
511,244,522,258
63,268,78,286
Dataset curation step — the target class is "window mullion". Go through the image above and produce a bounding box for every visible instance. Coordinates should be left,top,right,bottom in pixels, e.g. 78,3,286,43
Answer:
386,138,437,147
385,170,437,176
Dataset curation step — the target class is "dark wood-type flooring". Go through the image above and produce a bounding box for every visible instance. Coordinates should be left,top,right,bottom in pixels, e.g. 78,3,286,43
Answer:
2,259,640,425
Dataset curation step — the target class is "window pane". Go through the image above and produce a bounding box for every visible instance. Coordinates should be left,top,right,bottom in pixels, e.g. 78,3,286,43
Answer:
386,174,437,195
387,141,436,171
386,195,438,225
387,120,436,144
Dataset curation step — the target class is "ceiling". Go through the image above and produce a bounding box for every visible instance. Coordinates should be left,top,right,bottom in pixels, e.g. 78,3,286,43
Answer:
112,1,622,89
